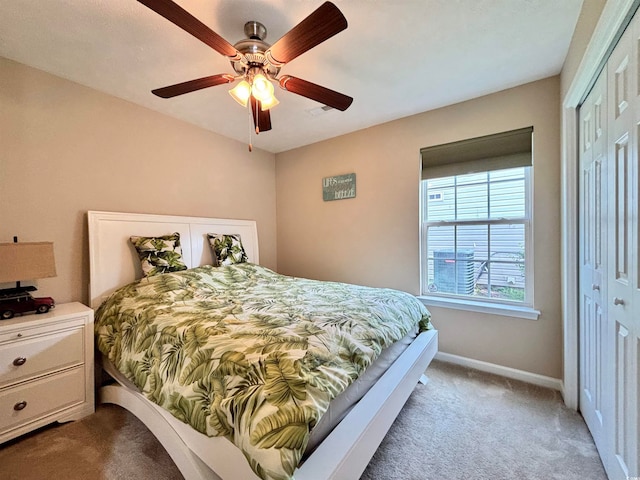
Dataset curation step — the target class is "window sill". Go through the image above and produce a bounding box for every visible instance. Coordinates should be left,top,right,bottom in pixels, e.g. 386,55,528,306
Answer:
417,295,540,320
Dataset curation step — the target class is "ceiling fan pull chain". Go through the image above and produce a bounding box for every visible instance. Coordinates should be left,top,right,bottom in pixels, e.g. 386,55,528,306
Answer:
248,104,253,152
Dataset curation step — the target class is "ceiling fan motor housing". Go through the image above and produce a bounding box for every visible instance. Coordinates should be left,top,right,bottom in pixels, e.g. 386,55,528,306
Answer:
244,21,267,41
231,21,279,77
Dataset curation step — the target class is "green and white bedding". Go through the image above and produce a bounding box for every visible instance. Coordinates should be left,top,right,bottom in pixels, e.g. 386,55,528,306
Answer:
95,263,432,480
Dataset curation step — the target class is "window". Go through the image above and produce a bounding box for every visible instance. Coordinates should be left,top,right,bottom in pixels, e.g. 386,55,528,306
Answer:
420,127,534,310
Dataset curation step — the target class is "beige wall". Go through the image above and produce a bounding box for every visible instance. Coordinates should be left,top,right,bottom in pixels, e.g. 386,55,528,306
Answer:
276,76,562,379
0,57,277,305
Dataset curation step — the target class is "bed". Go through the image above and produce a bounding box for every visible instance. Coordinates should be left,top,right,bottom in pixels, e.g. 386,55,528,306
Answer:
88,210,438,480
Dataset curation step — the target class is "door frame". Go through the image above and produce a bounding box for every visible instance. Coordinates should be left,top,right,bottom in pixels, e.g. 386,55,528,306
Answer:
561,0,638,410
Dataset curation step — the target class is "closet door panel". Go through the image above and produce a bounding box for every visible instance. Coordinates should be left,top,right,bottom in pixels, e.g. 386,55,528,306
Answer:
579,70,609,455
629,13,640,477
607,17,638,478
612,136,631,287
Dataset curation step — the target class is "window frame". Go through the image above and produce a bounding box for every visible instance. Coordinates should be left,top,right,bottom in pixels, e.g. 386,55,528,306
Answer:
419,166,539,319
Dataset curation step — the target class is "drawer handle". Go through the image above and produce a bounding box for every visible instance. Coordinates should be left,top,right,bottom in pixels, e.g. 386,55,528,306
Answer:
613,297,625,306
13,401,27,411
13,357,27,366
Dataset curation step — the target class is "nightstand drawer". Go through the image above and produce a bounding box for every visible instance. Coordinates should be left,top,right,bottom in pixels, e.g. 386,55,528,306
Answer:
0,327,84,388
0,367,85,433
0,317,83,345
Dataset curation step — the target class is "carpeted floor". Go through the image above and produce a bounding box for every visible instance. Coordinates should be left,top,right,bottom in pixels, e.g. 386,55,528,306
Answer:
360,361,606,480
0,360,606,480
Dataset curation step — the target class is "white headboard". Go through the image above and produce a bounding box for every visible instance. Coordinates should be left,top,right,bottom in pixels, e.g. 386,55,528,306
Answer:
88,211,259,309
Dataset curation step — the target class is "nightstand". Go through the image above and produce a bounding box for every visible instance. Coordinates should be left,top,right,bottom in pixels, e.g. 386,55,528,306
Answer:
0,302,94,444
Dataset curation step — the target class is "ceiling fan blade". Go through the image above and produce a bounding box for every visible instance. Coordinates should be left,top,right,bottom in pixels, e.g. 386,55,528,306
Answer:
152,74,235,98
279,75,353,111
250,97,272,133
265,2,347,66
137,0,243,61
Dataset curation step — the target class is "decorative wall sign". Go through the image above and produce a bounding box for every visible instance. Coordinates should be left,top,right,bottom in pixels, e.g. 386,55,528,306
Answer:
322,173,356,201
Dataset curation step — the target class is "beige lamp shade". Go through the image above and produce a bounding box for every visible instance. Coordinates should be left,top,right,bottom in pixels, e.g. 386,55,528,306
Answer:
0,242,57,283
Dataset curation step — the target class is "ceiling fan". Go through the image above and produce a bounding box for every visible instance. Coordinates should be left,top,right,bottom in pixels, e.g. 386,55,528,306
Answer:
138,0,353,137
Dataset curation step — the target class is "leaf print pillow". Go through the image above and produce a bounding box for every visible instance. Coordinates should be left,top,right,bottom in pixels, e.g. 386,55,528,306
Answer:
207,233,248,266
130,232,188,277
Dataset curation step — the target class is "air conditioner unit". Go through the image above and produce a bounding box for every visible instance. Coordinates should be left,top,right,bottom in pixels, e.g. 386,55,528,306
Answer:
433,249,475,295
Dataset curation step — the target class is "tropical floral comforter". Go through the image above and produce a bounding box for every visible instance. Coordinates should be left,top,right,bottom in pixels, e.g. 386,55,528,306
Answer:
95,263,431,480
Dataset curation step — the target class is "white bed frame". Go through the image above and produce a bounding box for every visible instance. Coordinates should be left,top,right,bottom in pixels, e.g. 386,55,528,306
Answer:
88,210,438,480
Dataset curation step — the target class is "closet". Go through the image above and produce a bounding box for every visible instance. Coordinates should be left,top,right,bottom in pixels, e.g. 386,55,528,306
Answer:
578,8,639,480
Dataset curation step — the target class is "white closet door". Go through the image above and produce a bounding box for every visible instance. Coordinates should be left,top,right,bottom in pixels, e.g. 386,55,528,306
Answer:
630,12,640,477
606,14,639,479
578,70,609,460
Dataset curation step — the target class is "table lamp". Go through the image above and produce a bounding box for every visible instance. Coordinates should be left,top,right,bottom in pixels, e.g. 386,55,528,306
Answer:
0,240,57,288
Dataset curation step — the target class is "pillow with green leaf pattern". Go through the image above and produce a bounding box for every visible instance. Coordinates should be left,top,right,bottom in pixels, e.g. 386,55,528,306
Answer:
207,233,248,266
130,232,188,277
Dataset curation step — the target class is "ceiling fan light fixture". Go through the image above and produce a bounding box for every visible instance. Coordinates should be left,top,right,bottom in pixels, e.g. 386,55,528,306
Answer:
250,73,273,102
229,80,252,107
260,94,279,111
249,72,278,109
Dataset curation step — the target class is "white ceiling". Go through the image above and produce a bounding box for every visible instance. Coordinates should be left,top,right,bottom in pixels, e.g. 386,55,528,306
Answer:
0,0,583,153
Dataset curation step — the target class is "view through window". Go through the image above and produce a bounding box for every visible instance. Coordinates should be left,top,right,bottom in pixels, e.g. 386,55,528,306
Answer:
421,167,531,304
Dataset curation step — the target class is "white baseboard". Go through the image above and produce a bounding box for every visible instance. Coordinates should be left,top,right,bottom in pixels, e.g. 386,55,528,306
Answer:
434,352,563,391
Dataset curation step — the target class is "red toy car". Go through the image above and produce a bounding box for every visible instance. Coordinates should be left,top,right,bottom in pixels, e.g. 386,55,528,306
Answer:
0,292,55,319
